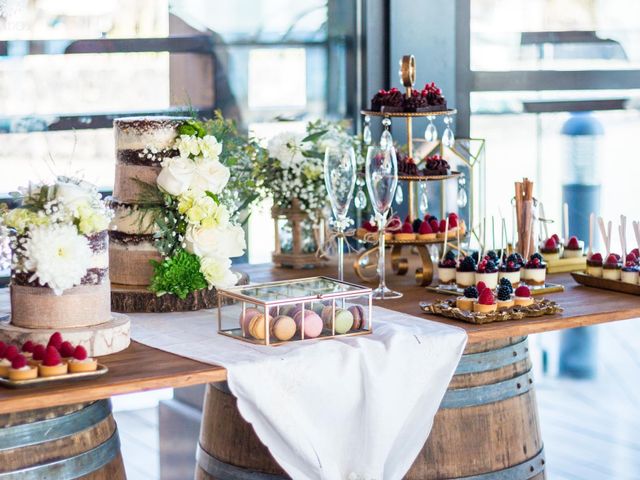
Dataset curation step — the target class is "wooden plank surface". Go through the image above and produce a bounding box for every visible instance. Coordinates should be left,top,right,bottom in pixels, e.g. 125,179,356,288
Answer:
0,258,639,414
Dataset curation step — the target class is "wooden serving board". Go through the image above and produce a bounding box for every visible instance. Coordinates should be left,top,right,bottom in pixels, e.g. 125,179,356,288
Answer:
0,364,108,389
110,270,249,313
546,255,587,274
571,272,640,296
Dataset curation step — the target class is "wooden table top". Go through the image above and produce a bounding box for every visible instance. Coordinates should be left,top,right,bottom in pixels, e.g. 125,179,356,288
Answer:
0,260,638,414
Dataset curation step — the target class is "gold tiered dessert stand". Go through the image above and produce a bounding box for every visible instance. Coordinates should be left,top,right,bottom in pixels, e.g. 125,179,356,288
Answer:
354,55,465,286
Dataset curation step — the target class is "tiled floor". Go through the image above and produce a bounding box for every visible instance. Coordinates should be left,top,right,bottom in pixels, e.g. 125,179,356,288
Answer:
115,318,640,480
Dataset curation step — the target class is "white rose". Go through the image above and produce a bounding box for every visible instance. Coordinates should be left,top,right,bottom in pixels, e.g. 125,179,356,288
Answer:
198,135,223,161
55,181,94,210
174,134,201,158
185,223,246,259
199,255,238,289
190,156,230,194
157,156,195,196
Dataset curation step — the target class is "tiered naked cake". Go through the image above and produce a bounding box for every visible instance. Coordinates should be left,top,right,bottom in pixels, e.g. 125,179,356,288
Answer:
1,180,130,356
110,117,185,285
109,117,249,313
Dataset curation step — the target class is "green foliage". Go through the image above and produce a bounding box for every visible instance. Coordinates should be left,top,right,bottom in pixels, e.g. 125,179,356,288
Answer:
149,249,207,299
153,195,185,258
177,119,207,138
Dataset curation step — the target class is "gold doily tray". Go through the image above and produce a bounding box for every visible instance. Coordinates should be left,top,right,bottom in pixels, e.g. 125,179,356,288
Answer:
571,272,640,296
361,109,457,117
0,364,108,389
546,255,587,274
397,171,461,182
425,282,565,296
419,298,563,325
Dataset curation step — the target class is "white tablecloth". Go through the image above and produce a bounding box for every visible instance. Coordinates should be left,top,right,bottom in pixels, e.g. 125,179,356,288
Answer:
129,303,467,480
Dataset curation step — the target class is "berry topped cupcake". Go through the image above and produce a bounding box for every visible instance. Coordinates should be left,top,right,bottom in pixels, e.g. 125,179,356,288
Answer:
473,288,497,313
499,254,522,287
586,252,604,277
540,236,561,261
514,285,534,307
522,253,547,286
456,285,479,310
422,155,450,176
456,256,477,288
563,236,584,258
475,259,499,289
602,253,621,281
438,251,457,285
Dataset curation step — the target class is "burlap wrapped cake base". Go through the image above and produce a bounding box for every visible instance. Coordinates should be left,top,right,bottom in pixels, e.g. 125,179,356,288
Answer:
111,271,250,313
10,282,111,329
109,244,162,286
0,313,130,356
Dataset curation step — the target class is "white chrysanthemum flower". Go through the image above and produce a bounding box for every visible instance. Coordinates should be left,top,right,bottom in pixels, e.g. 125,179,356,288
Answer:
267,132,310,170
199,255,238,289
23,224,92,295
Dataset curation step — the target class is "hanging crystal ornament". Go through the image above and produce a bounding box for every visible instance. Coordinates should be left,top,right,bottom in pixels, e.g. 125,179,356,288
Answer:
355,177,367,210
363,115,372,145
380,117,393,150
424,115,437,142
442,115,455,148
457,174,468,208
419,182,429,214
395,185,403,205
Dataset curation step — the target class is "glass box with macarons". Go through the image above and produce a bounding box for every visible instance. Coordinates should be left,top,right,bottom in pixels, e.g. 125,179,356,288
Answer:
217,277,373,345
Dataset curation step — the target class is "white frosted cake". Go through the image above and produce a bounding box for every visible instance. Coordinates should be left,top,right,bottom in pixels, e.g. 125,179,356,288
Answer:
110,117,186,286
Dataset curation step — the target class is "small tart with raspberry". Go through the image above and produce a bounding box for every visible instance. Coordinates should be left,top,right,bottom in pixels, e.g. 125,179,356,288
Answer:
395,220,417,241
417,220,436,241
68,346,98,373
59,341,75,360
0,345,20,378
514,286,534,307
28,344,46,367
8,354,38,381
21,340,35,359
473,289,497,313
38,346,68,377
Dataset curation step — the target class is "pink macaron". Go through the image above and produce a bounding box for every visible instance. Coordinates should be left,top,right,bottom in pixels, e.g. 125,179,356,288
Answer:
292,310,323,339
239,307,261,333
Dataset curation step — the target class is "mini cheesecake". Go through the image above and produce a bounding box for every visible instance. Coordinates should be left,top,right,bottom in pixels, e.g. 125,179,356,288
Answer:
456,256,477,288
513,285,534,307
522,254,546,286
475,259,499,289
586,253,603,277
438,253,457,285
498,258,521,288
602,254,621,281
563,236,583,259
540,237,560,262
620,264,639,285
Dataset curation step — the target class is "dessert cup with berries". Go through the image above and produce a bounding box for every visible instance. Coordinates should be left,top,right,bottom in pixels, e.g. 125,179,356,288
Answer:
437,251,458,286
456,256,477,289
475,258,499,289
602,254,621,281
620,261,639,284
498,254,522,287
540,236,561,262
586,252,604,277
563,236,584,259
522,253,547,287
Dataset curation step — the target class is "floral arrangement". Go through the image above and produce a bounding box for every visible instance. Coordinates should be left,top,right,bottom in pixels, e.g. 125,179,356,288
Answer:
258,120,357,219
146,118,246,298
0,179,112,295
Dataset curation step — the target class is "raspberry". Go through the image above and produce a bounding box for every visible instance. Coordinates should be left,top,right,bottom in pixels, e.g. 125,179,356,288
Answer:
544,237,557,249
478,288,495,305
551,233,560,243
606,254,619,265
32,344,46,361
42,346,62,367
429,219,439,232
60,341,75,358
515,285,531,297
22,340,35,353
419,221,433,234
4,345,19,361
439,219,447,233
11,354,27,369
73,345,88,361
567,236,580,249
476,281,487,293
590,252,603,262
48,332,63,350
401,221,413,234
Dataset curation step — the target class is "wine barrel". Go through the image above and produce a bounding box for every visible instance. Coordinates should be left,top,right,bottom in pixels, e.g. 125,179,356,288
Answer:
196,337,545,479
0,400,126,479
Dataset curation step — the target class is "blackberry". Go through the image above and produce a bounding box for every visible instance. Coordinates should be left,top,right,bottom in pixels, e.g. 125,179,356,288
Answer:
471,251,480,263
412,218,423,233
531,252,543,262
497,285,512,301
459,256,477,272
485,260,497,272
499,277,513,293
486,250,499,263
444,250,456,261
463,286,479,299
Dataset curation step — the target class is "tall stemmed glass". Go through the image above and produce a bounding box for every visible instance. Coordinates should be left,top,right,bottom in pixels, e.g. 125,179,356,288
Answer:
365,146,403,299
324,146,356,282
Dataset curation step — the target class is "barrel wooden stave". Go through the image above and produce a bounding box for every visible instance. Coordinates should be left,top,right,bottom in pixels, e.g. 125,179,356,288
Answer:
196,336,545,480
0,400,126,480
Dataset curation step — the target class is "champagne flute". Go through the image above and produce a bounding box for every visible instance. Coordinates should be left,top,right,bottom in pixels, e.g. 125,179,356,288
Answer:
365,146,403,299
324,146,356,282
